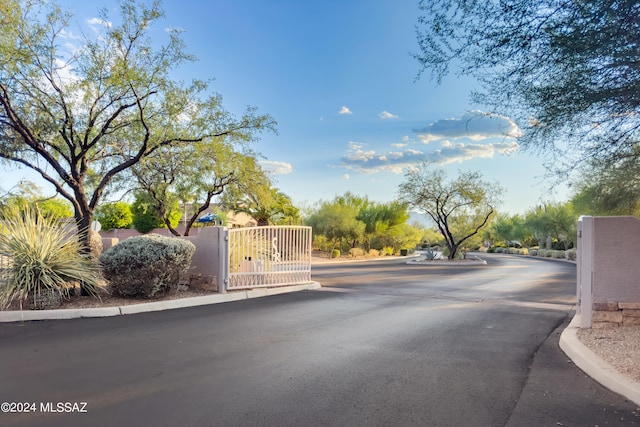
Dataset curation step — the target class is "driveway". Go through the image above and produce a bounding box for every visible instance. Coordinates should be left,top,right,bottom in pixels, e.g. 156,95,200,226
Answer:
0,254,638,426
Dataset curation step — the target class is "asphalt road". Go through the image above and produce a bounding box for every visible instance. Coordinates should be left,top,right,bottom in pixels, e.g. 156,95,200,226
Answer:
1,254,639,426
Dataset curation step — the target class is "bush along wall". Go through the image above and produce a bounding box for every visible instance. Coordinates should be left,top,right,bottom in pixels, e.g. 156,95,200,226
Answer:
99,234,195,298
488,246,576,261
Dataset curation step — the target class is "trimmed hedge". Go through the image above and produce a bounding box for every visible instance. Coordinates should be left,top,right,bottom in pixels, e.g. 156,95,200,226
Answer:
99,234,195,298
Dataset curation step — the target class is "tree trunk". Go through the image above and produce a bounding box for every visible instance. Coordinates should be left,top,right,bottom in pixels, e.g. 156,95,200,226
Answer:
75,211,94,296
448,244,458,260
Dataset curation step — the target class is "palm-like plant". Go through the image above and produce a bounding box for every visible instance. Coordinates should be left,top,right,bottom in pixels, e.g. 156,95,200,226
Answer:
235,186,299,226
0,206,102,309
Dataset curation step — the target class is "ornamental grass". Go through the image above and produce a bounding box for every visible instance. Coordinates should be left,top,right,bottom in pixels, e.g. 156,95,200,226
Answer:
0,206,101,309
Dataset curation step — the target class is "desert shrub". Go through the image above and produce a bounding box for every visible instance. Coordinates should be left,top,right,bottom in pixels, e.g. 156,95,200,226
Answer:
487,246,496,253
441,247,464,259
313,234,333,252
100,234,195,298
566,248,577,261
0,206,101,309
349,247,364,257
382,246,394,256
331,249,341,259
423,247,440,260
552,250,567,259
529,249,538,256
368,249,380,257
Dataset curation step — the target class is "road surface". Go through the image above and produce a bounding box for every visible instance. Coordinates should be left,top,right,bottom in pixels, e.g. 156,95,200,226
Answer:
1,254,638,426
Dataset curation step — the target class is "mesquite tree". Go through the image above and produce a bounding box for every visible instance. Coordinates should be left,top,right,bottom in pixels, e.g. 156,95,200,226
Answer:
0,0,274,287
415,0,640,173
398,164,502,259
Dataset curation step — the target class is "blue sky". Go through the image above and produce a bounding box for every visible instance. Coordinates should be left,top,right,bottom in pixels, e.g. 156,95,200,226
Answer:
2,0,570,214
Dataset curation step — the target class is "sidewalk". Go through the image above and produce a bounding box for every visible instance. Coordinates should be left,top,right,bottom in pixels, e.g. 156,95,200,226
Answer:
560,314,640,405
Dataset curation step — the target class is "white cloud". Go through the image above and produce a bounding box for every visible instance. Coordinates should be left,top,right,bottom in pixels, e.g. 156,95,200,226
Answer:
379,111,399,119
339,106,353,115
343,174,350,180
339,142,425,174
338,140,519,174
440,140,454,148
87,17,112,29
427,141,519,165
414,110,522,143
259,160,293,175
336,110,521,174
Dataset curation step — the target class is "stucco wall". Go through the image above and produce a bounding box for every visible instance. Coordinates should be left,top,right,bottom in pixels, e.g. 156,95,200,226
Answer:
592,216,640,303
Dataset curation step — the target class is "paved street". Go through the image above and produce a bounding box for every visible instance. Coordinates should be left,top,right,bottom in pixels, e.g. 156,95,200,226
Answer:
1,254,638,426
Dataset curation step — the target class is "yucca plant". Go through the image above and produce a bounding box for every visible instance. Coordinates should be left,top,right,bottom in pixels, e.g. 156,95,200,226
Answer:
0,206,102,309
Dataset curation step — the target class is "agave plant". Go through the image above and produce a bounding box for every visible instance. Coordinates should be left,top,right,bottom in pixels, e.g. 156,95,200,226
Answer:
422,247,440,260
0,206,102,309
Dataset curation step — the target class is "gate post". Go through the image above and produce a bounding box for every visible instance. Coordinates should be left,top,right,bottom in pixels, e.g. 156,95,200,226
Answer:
218,227,229,293
578,216,593,327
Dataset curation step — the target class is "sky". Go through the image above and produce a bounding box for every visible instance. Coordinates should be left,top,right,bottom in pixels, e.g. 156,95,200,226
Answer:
2,0,571,215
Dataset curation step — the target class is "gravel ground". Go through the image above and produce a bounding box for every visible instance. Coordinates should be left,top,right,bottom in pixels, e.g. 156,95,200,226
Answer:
577,326,640,383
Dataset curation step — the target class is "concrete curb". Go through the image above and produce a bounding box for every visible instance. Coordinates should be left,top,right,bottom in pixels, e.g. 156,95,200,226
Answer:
0,282,322,322
559,314,640,405
311,255,413,265
406,254,487,266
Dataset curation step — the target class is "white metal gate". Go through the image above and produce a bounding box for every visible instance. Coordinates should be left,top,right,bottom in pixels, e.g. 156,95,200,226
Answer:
226,226,312,290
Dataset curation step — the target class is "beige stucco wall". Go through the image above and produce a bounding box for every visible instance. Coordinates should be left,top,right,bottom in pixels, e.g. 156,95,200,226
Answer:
592,216,640,303
187,227,222,282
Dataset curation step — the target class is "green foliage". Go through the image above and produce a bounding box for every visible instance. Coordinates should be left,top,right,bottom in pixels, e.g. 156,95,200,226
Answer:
357,199,410,251
305,192,421,256
421,228,443,246
572,152,640,217
36,199,73,219
95,202,133,231
0,0,274,254
99,234,195,298
349,248,364,257
312,234,333,252
0,206,101,309
524,203,577,249
134,139,276,236
0,181,73,220
371,223,423,255
489,214,531,247
331,249,341,259
227,184,299,227
415,0,640,172
422,248,439,260
306,199,365,249
398,164,502,260
382,246,394,256
131,193,180,234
